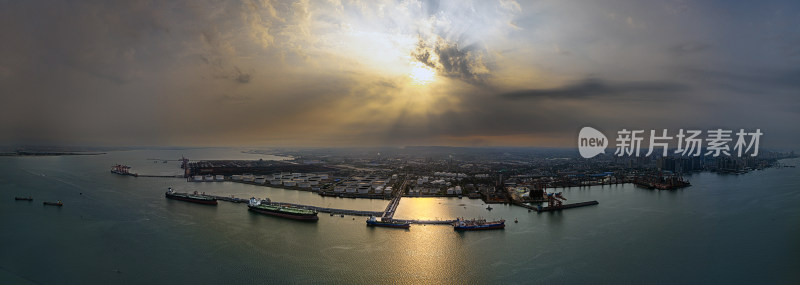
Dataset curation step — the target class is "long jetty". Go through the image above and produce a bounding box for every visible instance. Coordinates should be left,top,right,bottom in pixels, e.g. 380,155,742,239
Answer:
271,201,383,217
138,174,184,178
207,192,454,224
207,195,383,216
513,200,599,213
381,180,406,219
392,219,455,225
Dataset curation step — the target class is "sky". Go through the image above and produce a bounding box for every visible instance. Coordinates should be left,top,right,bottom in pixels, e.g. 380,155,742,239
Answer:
1,0,798,149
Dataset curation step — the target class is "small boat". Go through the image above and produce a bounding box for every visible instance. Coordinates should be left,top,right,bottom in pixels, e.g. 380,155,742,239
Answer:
514,218,518,223
366,216,410,229
43,201,63,206
15,196,33,201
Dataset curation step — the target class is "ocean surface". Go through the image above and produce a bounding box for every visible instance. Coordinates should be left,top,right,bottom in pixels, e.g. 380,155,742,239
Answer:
1,148,799,284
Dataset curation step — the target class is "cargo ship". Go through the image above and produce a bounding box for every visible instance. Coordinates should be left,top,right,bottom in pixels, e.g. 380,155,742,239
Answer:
15,196,33,201
248,198,318,221
366,216,410,228
111,164,138,177
165,188,218,205
452,218,505,231
43,201,63,206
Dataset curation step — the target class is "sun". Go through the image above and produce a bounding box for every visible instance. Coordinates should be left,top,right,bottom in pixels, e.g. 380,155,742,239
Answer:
409,62,436,85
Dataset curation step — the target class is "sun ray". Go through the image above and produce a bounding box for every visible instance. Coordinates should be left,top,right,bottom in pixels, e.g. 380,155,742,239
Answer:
409,62,436,86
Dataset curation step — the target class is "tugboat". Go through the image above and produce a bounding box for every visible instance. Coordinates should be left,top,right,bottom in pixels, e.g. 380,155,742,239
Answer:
43,200,63,207
248,198,318,221
15,196,33,201
452,218,505,231
366,216,411,229
165,188,218,205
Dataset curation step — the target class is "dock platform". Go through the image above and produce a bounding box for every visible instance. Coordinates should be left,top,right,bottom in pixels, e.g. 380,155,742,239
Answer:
532,201,599,212
207,194,453,224
271,202,384,217
391,219,455,225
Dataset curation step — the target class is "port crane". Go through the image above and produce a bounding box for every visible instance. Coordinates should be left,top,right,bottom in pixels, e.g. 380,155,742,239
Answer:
546,192,567,207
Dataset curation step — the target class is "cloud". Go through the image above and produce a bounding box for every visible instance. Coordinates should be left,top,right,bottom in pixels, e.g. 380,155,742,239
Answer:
412,37,490,84
404,0,521,85
678,67,800,94
0,0,798,148
500,78,688,100
233,67,252,83
669,42,710,56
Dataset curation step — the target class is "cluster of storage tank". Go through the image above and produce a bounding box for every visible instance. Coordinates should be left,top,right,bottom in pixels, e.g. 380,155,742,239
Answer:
230,172,329,190
433,172,468,178
334,175,389,194
408,185,463,195
447,186,463,195
191,174,225,182
410,174,464,195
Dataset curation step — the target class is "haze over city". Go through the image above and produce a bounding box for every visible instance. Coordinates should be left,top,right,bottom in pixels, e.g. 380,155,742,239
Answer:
1,0,798,148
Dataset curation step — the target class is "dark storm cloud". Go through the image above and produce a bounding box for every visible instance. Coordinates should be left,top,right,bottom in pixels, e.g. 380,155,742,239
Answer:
679,67,800,91
412,37,489,84
365,86,661,146
500,78,688,100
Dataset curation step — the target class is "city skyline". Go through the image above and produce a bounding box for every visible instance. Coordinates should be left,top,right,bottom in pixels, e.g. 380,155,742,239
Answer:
1,0,798,148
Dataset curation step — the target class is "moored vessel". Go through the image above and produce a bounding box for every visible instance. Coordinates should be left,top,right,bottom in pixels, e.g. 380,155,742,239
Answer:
452,218,505,231
248,198,318,221
111,164,138,177
165,188,218,205
366,216,410,228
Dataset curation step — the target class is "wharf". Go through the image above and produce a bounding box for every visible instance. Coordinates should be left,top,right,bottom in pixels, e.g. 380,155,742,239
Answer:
209,195,250,203
271,202,383,216
139,174,184,178
319,192,390,199
529,201,599,213
207,195,385,216
381,180,406,219
208,191,454,224
391,219,455,225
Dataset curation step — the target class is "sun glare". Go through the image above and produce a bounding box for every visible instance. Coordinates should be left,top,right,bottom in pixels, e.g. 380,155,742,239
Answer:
409,62,436,86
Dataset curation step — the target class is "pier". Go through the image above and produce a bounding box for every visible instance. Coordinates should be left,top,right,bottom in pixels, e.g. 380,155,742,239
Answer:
391,219,455,225
512,200,599,213
207,189,454,224
381,180,406,219
138,174,184,178
206,194,384,216
537,201,599,213
270,202,384,217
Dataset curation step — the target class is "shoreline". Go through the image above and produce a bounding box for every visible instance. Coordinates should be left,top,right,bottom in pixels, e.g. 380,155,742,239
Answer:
0,152,107,157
